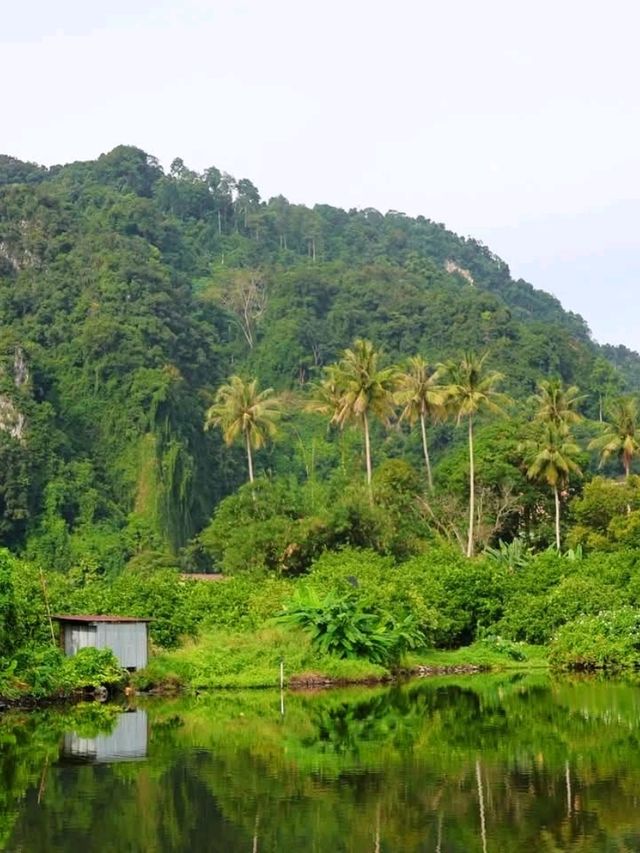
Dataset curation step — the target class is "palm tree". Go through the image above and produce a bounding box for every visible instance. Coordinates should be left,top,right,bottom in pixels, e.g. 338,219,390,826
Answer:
395,356,445,490
589,396,640,479
524,423,582,550
531,378,583,426
314,339,399,494
440,352,505,557
204,375,281,484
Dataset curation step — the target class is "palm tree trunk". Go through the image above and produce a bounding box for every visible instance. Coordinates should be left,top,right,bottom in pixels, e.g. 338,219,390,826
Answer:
476,758,487,853
467,416,475,558
624,455,630,480
363,413,373,501
246,433,255,484
420,411,433,491
554,485,561,551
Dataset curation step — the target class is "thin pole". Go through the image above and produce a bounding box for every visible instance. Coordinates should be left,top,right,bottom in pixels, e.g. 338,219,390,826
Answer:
280,660,285,717
39,569,56,644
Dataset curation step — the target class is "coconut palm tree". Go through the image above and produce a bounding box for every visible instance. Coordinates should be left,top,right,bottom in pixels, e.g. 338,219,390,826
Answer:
204,375,281,484
531,378,584,426
314,339,399,494
524,423,582,550
440,352,505,557
589,396,640,479
395,356,445,490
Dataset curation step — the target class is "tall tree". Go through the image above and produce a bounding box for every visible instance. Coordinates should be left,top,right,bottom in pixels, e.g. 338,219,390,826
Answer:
314,339,399,495
204,376,280,484
589,396,640,479
524,423,582,550
395,356,445,490
531,379,583,426
440,352,505,557
213,270,267,350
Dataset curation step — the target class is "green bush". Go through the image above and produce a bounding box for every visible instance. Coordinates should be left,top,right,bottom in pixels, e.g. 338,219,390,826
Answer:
278,587,424,665
498,575,625,645
400,550,509,646
3,646,123,698
63,647,124,689
549,608,640,670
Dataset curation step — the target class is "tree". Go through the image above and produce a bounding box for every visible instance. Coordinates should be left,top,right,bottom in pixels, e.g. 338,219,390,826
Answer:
589,357,622,422
589,396,640,479
314,339,399,495
395,356,445,490
204,376,281,484
214,270,268,349
524,423,582,550
440,352,505,557
531,379,583,426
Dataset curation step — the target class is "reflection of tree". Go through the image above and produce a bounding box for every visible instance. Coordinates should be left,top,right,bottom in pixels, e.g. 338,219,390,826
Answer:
7,677,640,851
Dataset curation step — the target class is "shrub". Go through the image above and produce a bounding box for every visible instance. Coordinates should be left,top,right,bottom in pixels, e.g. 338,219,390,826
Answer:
400,550,509,646
498,575,625,645
278,587,424,665
549,608,640,670
63,647,124,689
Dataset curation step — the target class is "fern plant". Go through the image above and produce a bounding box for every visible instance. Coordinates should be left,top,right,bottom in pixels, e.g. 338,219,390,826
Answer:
278,588,424,665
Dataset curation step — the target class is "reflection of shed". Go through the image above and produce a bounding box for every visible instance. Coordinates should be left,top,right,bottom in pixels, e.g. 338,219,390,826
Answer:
53,614,151,670
62,710,148,763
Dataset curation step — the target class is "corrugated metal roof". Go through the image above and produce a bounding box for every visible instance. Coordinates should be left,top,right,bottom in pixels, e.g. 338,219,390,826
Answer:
180,573,226,582
53,614,152,623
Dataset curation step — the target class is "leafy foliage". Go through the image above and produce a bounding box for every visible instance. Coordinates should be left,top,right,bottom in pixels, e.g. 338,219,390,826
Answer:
278,587,424,665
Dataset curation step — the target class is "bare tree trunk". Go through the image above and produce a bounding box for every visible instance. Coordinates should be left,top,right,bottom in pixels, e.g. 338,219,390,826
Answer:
565,760,572,817
467,416,475,557
420,411,433,491
246,433,255,484
554,485,561,551
364,413,373,501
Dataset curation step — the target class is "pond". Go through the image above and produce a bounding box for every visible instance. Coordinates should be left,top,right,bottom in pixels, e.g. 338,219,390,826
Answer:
3,673,640,851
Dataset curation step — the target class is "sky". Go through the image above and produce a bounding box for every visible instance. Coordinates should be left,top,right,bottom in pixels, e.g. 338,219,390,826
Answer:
2,0,639,350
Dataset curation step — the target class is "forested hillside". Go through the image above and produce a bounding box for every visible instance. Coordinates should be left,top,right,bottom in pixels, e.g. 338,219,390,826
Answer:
0,144,636,566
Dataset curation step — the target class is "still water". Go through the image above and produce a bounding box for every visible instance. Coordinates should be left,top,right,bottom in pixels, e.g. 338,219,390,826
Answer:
3,674,640,852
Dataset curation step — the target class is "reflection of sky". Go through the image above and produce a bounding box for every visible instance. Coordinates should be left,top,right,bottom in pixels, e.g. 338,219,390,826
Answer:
3,0,639,350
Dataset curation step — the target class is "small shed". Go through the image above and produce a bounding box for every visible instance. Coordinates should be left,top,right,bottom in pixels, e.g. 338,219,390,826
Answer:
53,614,151,671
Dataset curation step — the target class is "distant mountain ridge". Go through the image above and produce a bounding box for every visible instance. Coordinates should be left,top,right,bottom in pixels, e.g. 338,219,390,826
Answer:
0,144,636,553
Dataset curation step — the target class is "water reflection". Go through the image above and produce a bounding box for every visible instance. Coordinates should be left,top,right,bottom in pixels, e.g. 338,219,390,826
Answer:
3,675,640,851
61,709,148,764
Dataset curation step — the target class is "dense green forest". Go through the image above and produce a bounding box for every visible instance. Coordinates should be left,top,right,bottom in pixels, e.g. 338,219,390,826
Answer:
0,144,636,560
2,144,640,696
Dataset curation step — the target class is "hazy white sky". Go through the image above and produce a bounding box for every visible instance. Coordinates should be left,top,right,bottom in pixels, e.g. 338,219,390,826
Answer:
3,0,639,349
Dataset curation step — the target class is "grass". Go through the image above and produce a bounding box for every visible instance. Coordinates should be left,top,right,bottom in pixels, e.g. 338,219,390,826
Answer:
136,624,548,693
135,626,388,691
403,639,549,671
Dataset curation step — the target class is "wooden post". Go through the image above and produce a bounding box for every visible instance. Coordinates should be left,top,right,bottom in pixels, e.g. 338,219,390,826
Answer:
39,569,55,644
280,660,285,717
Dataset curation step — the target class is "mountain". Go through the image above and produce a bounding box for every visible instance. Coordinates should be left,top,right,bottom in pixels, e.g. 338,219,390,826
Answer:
0,145,635,560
